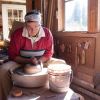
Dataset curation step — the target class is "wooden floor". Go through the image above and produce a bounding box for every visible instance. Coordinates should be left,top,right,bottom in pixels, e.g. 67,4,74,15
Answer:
81,93,96,100
71,86,99,100
73,89,96,100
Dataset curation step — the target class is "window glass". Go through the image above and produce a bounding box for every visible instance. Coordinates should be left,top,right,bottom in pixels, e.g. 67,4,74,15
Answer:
2,4,26,40
65,0,88,31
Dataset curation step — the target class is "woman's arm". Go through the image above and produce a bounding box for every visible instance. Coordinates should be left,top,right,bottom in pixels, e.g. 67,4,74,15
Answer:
14,56,39,65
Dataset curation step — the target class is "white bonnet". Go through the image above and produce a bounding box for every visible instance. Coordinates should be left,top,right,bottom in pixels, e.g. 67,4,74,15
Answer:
25,10,41,24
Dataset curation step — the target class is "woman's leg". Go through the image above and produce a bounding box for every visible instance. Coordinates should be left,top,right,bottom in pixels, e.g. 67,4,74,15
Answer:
0,61,20,100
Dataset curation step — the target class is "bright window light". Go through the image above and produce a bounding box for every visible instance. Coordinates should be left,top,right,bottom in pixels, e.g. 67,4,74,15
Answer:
65,0,88,31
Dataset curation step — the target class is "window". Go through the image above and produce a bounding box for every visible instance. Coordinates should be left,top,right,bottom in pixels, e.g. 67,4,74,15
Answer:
8,9,24,30
64,0,88,31
2,4,26,40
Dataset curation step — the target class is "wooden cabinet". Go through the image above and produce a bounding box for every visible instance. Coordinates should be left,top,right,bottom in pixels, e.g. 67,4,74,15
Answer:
54,32,100,94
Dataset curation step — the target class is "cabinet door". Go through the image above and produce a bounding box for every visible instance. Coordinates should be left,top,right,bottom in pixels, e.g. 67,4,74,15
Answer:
76,37,95,68
54,37,77,69
75,37,95,84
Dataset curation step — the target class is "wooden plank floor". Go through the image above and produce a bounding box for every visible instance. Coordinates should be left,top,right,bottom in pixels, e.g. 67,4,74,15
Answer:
72,89,96,100
71,85,99,100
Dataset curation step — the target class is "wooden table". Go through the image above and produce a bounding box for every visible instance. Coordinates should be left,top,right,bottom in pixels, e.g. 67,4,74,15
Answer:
8,84,84,100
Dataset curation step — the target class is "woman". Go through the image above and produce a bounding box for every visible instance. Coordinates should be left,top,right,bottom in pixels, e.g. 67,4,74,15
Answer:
0,10,65,100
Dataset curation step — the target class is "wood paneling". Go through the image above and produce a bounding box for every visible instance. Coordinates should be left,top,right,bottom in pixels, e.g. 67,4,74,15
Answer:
0,0,26,3
26,0,32,12
54,32,100,94
88,0,98,32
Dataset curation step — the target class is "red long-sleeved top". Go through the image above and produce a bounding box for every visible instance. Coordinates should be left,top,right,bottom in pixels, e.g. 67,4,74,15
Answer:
8,27,54,60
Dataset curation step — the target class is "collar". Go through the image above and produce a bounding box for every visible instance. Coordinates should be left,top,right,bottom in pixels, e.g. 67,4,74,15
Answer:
22,26,45,43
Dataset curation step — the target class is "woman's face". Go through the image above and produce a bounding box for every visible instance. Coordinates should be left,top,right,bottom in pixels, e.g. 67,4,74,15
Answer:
26,21,40,37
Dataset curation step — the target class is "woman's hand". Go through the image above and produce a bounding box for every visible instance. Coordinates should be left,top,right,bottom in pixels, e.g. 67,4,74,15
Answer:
30,57,39,65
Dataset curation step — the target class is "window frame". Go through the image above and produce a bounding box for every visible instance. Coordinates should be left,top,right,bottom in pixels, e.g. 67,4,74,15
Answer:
58,0,98,33
2,4,26,40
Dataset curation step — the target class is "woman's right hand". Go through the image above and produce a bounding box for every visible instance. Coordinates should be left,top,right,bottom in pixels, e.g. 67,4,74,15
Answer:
30,57,39,65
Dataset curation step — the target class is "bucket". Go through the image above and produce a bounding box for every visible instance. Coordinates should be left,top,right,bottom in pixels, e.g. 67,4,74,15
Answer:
48,64,72,93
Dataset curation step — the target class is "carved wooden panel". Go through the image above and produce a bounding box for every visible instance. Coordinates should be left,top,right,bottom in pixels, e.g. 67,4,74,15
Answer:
54,36,96,82
54,37,76,66
76,37,95,69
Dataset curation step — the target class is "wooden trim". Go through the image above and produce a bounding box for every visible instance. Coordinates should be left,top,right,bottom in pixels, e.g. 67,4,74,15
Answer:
34,0,42,11
57,0,98,33
46,0,57,32
58,0,64,31
0,1,26,4
0,0,25,3
46,0,54,29
55,31,98,38
88,0,98,32
26,0,32,12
